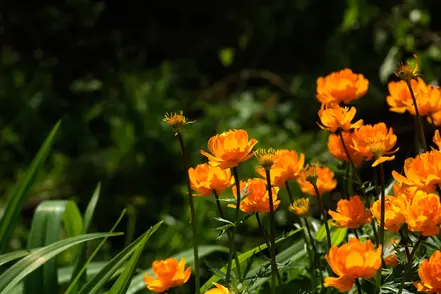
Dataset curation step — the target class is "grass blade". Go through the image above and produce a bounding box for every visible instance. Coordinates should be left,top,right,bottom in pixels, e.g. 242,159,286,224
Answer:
77,221,163,294
0,232,122,294
0,250,30,267
0,121,61,253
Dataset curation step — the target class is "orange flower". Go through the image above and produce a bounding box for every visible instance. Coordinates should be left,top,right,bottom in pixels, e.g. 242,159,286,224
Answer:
384,239,400,267
255,148,278,169
328,132,364,166
395,54,421,81
188,164,234,196
229,178,280,214
392,150,441,194
405,190,441,236
289,197,310,217
392,182,416,201
316,69,369,104
297,165,337,196
163,111,195,134
351,122,398,167
413,250,441,293
317,103,363,133
144,258,191,293
324,238,382,292
204,283,231,294
328,196,372,228
256,149,305,187
433,130,441,150
430,109,441,126
200,129,258,169
371,195,408,232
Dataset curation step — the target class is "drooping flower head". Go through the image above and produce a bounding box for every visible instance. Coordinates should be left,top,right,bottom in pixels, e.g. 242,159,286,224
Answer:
371,194,408,232
324,238,382,292
405,190,441,236
316,69,369,104
317,103,363,133
289,197,310,217
163,111,195,134
297,164,337,196
413,250,441,293
204,283,231,294
328,195,372,228
188,164,234,196
229,178,280,214
328,132,364,166
256,149,305,187
395,54,421,81
144,258,191,293
351,122,398,167
201,129,258,169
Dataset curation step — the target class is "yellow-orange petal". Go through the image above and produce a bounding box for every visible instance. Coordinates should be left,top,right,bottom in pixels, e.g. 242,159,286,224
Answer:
372,155,395,167
324,276,355,292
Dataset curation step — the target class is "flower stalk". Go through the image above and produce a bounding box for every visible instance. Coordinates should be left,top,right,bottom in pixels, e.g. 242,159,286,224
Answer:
375,162,386,290
313,183,332,250
398,235,423,294
406,80,428,152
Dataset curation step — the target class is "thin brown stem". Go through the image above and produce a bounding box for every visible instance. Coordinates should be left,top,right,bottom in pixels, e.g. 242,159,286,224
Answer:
285,182,294,203
398,235,423,294
399,229,411,260
255,213,271,251
406,80,428,152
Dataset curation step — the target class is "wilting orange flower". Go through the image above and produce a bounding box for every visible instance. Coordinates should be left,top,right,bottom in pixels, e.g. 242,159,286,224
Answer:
413,250,441,293
328,196,372,228
229,178,280,214
351,122,398,167
204,283,231,294
188,164,234,196
405,190,441,236
392,150,441,194
289,197,310,217
371,195,408,232
328,132,364,166
255,148,278,169
316,69,369,104
297,165,337,196
256,149,305,187
144,258,191,293
200,129,258,169
317,103,363,133
395,54,421,81
163,111,195,134
384,239,400,267
324,238,382,292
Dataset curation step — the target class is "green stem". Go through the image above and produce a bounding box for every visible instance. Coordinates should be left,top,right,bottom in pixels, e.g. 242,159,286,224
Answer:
255,213,271,252
301,217,318,293
399,228,410,260
313,183,332,250
398,236,422,294
375,163,386,290
265,168,281,290
406,80,428,152
226,167,242,282
356,278,362,294
285,182,294,203
177,131,200,294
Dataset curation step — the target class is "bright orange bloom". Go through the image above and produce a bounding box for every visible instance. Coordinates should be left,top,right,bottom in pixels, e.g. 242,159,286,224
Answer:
317,103,363,133
188,164,234,196
204,283,231,294
384,239,400,267
395,54,421,81
144,258,191,293
433,130,441,150
289,197,310,217
229,178,280,214
256,149,305,187
328,132,364,166
316,69,369,104
430,109,441,126
163,111,195,134
200,129,258,169
328,196,372,228
324,238,382,292
255,148,278,169
351,122,398,167
392,182,415,201
413,250,441,293
297,165,337,196
371,195,408,232
405,190,441,236
392,150,441,194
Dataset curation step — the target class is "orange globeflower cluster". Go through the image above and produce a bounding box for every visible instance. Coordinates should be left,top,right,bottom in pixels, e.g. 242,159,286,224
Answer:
328,196,372,229
144,258,191,293
324,238,382,292
317,103,363,132
351,122,398,167
188,164,234,196
200,129,258,169
204,283,231,294
316,69,369,104
328,132,364,166
256,149,305,187
297,165,337,196
229,178,280,214
371,195,408,232
413,250,441,293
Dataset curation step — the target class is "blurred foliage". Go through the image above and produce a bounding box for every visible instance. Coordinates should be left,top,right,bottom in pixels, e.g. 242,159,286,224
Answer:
1,0,441,291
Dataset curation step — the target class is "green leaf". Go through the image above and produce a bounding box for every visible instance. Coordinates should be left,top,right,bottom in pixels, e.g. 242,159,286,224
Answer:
0,250,30,267
218,48,235,67
331,227,348,246
69,183,101,292
315,220,333,242
108,226,152,294
200,228,303,292
0,232,122,294
0,121,61,253
77,222,163,294
24,200,83,294
126,245,229,294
